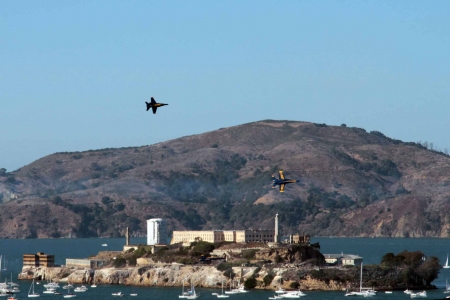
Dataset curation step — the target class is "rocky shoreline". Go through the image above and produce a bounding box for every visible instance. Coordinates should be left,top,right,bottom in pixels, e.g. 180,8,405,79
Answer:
19,265,347,291
19,263,434,292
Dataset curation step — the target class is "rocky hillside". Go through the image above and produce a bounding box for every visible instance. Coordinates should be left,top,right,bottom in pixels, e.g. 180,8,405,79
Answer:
1,120,450,238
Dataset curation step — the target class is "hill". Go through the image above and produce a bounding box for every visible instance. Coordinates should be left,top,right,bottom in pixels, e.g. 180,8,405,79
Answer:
1,120,450,238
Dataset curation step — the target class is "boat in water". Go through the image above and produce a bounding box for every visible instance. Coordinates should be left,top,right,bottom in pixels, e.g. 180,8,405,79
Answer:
28,278,40,298
63,285,76,298
74,286,87,292
216,280,229,298
410,291,427,298
344,264,376,297
279,290,307,298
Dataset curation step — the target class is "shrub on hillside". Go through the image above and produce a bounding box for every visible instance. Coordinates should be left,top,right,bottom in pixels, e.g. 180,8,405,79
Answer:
190,241,215,257
263,274,274,286
177,257,197,264
242,249,258,260
217,262,233,271
113,257,126,268
244,276,257,289
290,282,300,289
223,268,235,279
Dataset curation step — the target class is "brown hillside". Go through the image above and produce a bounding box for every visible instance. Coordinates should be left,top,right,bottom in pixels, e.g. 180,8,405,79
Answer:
0,120,449,238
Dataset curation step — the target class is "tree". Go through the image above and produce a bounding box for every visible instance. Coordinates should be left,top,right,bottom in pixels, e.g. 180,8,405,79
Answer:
243,249,258,260
5,175,16,184
381,253,399,266
416,256,440,286
190,241,214,257
263,274,274,286
217,262,233,271
0,168,6,176
113,257,126,268
244,276,257,289
290,282,300,289
223,268,235,279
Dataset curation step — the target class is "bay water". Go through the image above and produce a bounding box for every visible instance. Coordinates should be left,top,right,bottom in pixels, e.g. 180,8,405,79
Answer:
1,237,450,300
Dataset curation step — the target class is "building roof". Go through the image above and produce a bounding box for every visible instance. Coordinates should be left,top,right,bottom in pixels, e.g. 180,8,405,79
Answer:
323,254,363,259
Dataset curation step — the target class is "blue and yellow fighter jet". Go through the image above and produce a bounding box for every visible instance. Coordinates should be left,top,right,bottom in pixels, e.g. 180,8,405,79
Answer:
272,170,299,192
146,97,168,114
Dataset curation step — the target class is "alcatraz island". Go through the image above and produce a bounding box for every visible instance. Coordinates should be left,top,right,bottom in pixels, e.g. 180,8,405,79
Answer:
18,216,441,292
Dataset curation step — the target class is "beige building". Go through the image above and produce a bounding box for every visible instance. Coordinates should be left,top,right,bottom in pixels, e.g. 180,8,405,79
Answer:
65,258,107,269
171,229,274,245
288,233,311,244
23,252,55,268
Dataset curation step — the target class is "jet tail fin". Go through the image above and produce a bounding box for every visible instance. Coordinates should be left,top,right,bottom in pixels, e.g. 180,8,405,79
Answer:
146,102,151,111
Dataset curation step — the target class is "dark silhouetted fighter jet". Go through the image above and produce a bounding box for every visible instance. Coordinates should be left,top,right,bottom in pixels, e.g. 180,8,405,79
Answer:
272,170,299,192
146,97,168,114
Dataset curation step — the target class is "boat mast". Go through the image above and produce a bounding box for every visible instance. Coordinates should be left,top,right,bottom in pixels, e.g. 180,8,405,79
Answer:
359,263,363,292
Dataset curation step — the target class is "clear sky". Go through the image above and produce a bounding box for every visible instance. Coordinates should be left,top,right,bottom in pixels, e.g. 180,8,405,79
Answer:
1,1,450,172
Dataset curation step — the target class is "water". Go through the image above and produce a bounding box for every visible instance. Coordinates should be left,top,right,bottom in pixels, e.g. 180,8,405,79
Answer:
1,237,450,299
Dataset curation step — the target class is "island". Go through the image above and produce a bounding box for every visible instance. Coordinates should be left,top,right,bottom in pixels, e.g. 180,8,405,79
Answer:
18,241,440,292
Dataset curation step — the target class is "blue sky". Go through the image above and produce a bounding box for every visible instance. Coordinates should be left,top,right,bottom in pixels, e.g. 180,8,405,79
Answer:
1,1,450,171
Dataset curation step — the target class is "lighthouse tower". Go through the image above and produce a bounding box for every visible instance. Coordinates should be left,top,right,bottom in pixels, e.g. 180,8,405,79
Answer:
274,213,279,243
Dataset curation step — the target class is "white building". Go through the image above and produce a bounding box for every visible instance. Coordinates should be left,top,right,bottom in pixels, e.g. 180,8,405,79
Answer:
147,218,168,245
323,253,363,266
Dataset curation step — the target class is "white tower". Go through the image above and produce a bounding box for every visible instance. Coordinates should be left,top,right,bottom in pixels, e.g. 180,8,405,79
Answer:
274,213,279,243
147,218,168,245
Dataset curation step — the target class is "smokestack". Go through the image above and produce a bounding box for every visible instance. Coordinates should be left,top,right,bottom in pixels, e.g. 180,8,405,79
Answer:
274,214,279,243
126,227,130,246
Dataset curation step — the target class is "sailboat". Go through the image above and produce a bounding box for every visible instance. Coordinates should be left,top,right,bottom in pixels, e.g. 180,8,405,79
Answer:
185,283,199,299
2,256,6,271
275,278,286,294
179,282,191,298
63,285,76,298
217,280,229,298
344,263,376,297
444,254,450,269
224,274,239,295
28,278,40,298
444,278,450,294
90,280,97,288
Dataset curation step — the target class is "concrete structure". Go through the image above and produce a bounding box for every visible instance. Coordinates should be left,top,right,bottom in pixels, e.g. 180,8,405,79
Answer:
324,253,363,266
126,227,130,246
171,229,274,245
65,258,107,269
288,233,311,244
147,218,168,245
23,252,55,268
274,213,279,243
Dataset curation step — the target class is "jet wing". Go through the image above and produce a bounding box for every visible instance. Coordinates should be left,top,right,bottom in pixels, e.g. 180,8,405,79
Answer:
279,184,285,193
152,107,157,114
279,170,285,180
151,97,156,104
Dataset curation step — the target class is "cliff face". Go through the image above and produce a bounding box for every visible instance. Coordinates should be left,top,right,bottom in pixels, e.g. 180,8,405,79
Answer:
18,265,347,291
3,120,450,238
